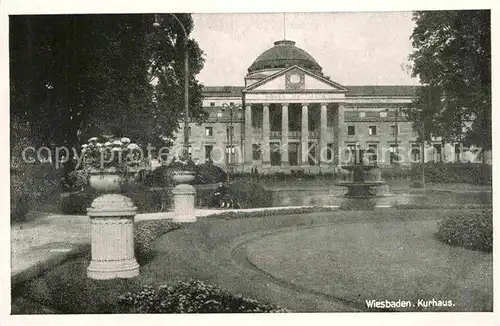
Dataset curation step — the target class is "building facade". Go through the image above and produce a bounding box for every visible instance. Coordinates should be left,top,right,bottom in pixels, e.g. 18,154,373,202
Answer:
171,40,487,173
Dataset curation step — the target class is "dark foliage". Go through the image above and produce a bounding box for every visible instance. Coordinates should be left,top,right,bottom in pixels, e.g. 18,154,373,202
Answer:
436,209,492,252
10,14,206,175
118,280,289,313
226,180,272,208
193,163,227,184
59,183,163,214
410,163,491,184
11,163,63,221
408,11,491,151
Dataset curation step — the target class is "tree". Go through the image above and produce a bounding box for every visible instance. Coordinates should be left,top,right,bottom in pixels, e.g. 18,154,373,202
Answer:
407,10,491,153
9,14,206,172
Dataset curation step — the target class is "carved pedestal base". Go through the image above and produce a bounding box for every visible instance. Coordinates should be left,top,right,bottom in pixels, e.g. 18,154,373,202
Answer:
87,194,139,280
172,183,196,223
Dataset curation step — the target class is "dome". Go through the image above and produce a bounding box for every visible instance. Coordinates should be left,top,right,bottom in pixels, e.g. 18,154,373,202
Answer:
248,40,322,74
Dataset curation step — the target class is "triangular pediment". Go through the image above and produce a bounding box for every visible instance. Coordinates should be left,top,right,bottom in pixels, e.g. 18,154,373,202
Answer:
243,66,347,93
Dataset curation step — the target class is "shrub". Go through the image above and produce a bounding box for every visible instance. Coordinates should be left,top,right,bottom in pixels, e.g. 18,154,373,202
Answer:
410,180,424,188
118,280,289,313
195,183,220,208
59,186,96,214
11,162,63,221
193,163,227,184
121,183,163,213
143,165,175,188
61,169,89,191
11,191,30,221
409,163,492,185
60,184,163,214
227,180,272,208
134,220,182,264
436,209,492,252
339,198,377,211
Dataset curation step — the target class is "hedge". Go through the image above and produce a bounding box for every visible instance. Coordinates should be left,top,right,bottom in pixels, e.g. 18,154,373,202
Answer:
60,183,164,214
436,209,492,252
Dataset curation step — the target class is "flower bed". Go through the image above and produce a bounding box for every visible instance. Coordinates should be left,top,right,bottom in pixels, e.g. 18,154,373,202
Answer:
207,206,338,220
118,280,289,313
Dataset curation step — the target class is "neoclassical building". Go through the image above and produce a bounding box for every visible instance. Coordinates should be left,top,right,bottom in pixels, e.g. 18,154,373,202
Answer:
172,40,486,173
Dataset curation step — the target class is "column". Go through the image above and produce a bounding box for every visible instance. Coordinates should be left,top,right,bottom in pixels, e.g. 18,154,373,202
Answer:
281,103,289,166
319,103,328,167
335,103,345,167
262,104,270,167
301,103,309,167
244,104,253,172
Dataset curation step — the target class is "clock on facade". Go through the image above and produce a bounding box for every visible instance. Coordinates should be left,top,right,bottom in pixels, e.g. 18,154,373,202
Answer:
286,72,304,90
289,73,301,84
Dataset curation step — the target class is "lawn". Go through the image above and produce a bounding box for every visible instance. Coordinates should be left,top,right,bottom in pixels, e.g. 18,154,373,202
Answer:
245,219,492,312
12,209,493,313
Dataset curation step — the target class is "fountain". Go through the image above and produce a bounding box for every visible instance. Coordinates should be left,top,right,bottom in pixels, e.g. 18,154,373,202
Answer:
336,149,389,198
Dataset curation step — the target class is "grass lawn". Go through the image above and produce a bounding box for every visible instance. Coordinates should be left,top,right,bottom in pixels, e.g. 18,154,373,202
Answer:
245,219,492,312
12,209,493,313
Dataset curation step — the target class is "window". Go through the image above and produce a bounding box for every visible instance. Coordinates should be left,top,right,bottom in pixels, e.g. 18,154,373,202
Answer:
308,142,317,166
188,127,192,137
288,143,299,166
270,142,281,166
327,143,334,161
411,144,421,162
390,125,398,135
347,126,355,135
210,102,215,107
368,126,377,136
226,145,236,164
454,144,461,162
227,126,234,137
205,145,213,161
346,144,357,164
205,126,213,136
252,144,261,160
433,144,442,163
366,144,378,164
327,109,335,127
390,144,399,164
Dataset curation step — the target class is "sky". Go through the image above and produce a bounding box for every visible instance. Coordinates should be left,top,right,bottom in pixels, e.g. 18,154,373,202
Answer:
191,12,420,87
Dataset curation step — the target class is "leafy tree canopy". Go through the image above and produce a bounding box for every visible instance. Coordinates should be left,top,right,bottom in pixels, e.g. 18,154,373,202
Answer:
10,14,206,169
407,10,491,151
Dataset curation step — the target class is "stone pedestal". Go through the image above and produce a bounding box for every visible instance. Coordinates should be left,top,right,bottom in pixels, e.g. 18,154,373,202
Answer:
172,183,196,223
87,194,139,280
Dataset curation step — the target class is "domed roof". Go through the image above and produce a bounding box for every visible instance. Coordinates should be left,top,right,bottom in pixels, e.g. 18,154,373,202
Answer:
248,40,322,74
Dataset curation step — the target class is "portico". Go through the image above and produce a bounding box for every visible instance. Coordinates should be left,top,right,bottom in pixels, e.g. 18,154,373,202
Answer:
242,65,347,173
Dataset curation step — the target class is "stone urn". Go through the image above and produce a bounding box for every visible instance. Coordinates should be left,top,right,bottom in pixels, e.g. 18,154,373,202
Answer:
88,168,122,192
172,170,196,184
